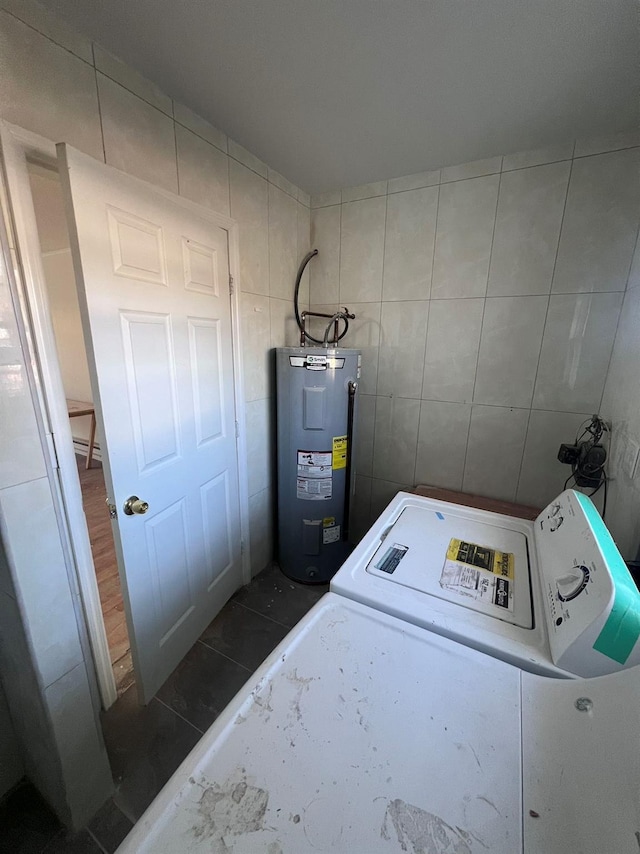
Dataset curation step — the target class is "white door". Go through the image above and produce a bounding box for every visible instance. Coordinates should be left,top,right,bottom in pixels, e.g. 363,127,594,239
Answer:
57,144,243,703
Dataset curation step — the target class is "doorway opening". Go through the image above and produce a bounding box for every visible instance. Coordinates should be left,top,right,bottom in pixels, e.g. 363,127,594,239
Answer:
27,161,134,696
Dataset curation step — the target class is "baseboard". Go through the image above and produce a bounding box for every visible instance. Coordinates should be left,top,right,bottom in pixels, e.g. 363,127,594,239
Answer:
73,439,102,464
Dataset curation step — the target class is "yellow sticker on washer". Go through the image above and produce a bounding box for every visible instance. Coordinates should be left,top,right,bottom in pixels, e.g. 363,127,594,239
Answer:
446,538,514,580
332,436,348,470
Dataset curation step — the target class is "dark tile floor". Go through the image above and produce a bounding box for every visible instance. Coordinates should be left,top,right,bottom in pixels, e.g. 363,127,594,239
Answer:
0,563,327,853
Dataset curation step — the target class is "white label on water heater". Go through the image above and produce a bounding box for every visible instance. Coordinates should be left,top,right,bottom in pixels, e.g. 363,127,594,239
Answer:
297,477,332,500
297,450,332,474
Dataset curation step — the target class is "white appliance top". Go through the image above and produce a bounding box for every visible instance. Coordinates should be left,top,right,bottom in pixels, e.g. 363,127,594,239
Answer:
118,594,523,853
117,594,640,853
332,490,640,677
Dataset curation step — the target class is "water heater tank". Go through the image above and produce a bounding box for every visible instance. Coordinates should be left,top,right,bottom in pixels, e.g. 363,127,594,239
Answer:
276,347,361,583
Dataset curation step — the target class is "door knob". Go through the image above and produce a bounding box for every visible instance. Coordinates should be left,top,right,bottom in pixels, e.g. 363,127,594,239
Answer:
123,496,149,516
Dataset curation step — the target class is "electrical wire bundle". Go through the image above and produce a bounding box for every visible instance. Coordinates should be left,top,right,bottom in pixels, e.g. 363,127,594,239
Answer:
563,415,609,518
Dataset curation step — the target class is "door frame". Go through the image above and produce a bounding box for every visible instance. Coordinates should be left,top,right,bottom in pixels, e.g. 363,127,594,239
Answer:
0,121,252,709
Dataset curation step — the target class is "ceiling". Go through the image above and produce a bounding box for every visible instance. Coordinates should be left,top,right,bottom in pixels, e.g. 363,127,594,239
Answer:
42,0,638,194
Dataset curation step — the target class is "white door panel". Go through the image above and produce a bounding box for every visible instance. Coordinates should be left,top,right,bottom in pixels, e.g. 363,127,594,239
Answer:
57,144,242,703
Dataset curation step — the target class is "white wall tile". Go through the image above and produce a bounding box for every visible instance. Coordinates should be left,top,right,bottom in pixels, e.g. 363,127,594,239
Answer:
228,139,268,178
574,130,640,158
422,298,484,403
338,302,381,395
296,202,311,309
441,156,502,183
600,282,640,556
373,396,420,483
463,405,529,501
487,161,570,296
382,186,437,301
267,167,299,200
432,174,499,299
269,297,298,348
245,397,272,497
388,170,440,194
517,410,592,508
248,487,273,576
342,181,388,203
340,196,387,303
474,295,548,407
240,293,271,402
229,160,269,296
0,257,47,489
0,11,103,160
627,234,640,291
377,300,429,398
268,184,298,301
310,205,340,305
2,0,93,61
45,661,111,827
93,44,172,115
351,475,373,542
533,292,623,413
176,124,229,215
0,477,83,688
355,394,376,477
311,190,342,209
370,477,407,520
97,74,178,192
553,147,640,293
502,143,574,172
297,188,310,207
173,101,227,152
415,400,471,489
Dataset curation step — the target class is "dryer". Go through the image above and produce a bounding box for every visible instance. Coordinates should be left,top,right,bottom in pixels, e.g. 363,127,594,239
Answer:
331,489,640,677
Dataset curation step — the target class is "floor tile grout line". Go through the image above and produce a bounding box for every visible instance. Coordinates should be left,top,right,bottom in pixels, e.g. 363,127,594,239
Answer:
86,826,109,854
231,598,296,630
228,597,295,629
153,695,205,735
195,638,254,672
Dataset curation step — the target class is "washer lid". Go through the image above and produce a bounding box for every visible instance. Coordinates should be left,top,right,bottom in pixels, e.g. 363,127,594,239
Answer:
366,504,533,629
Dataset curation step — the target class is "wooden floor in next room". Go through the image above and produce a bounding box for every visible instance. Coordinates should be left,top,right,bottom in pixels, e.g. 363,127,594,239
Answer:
75,456,134,696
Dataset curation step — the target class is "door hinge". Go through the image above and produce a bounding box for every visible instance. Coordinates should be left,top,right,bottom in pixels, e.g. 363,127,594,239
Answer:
240,539,245,555
229,274,234,294
106,499,117,519
235,420,239,439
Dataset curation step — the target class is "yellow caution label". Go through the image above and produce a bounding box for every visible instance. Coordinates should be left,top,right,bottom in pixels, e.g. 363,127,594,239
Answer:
332,435,348,470
446,538,514,580
323,517,335,528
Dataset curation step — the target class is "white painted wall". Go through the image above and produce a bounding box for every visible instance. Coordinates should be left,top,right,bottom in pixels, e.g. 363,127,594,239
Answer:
309,140,640,543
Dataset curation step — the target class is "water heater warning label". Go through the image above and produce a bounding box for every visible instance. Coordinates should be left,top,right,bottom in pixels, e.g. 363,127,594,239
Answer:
332,436,347,469
297,477,332,500
297,449,333,500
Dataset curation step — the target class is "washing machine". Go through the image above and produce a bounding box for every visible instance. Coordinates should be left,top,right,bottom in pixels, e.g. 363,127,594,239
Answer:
331,488,640,678
115,592,640,853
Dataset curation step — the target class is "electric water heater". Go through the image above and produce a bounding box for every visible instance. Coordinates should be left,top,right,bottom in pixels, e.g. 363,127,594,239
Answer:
276,346,361,583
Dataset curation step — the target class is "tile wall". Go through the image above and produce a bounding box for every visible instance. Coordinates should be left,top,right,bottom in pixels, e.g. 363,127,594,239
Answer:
309,137,640,540
601,239,640,559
